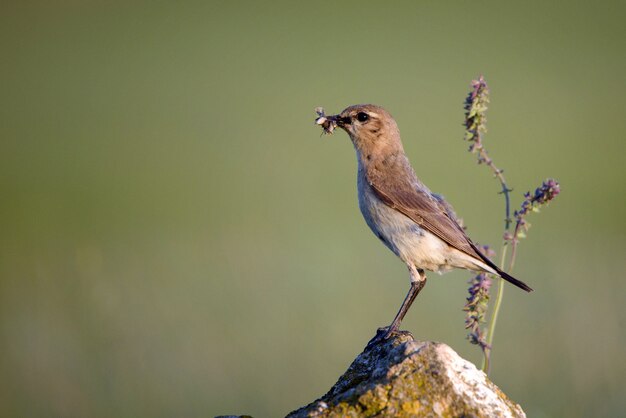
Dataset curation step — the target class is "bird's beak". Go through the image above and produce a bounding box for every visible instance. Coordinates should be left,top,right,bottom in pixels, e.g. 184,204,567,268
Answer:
329,114,351,128
328,115,352,129
315,107,350,135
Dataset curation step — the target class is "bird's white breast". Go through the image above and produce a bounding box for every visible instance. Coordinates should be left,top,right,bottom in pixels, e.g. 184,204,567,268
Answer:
356,170,452,272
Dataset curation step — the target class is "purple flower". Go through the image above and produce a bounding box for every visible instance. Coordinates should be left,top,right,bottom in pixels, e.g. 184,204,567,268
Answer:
464,245,495,350
509,178,561,240
463,75,490,156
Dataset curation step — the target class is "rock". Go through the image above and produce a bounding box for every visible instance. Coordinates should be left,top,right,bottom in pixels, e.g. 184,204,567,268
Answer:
287,329,525,418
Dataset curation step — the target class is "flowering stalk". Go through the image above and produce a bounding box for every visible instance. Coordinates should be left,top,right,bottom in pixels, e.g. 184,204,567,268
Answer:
463,76,513,230
463,245,495,368
463,76,511,371
505,179,561,272
484,181,560,372
462,76,559,374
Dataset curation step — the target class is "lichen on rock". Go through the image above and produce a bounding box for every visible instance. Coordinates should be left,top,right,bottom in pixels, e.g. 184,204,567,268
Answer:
287,329,525,418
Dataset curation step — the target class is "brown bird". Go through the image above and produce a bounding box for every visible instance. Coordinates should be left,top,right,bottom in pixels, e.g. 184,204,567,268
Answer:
315,104,532,338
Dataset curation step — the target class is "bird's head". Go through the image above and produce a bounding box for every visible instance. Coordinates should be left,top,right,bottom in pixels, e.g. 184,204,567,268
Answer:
317,104,404,159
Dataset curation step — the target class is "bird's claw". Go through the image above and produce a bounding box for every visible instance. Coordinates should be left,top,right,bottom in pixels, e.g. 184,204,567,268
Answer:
365,326,397,349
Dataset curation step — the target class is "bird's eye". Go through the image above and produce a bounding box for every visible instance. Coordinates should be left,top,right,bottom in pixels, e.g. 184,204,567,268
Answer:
356,112,369,122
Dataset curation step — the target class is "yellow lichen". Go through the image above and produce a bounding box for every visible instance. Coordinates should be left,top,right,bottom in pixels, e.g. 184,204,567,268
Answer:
400,400,421,413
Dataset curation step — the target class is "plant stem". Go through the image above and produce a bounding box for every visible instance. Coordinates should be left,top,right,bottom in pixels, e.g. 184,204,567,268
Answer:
482,346,490,374
475,146,511,374
507,223,522,272
481,244,509,372
475,147,512,230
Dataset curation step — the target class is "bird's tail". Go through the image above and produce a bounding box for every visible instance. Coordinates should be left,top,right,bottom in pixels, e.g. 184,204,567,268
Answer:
495,267,533,292
470,243,533,292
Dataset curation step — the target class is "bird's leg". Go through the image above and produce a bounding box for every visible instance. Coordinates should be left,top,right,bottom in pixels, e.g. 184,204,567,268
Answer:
383,266,427,339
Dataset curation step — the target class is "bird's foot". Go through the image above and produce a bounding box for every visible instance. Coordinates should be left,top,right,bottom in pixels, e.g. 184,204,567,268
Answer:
365,326,408,349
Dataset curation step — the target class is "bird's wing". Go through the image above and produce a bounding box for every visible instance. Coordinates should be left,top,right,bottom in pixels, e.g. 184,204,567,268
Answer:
365,162,533,292
366,167,483,261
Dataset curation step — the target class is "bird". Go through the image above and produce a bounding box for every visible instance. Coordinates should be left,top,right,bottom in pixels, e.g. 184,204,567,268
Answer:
315,104,532,339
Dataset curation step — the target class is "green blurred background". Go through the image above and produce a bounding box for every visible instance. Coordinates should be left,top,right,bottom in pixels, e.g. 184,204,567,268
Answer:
1,1,624,417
